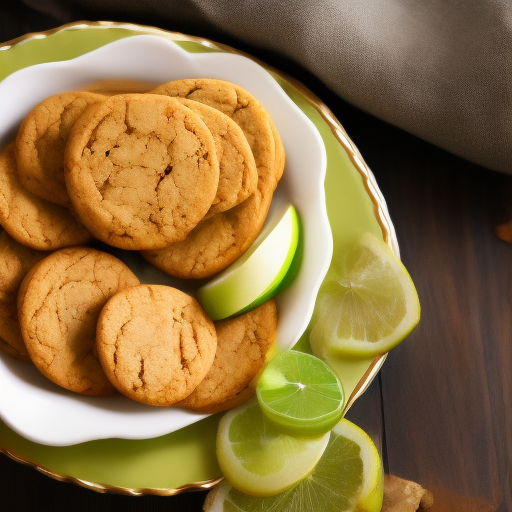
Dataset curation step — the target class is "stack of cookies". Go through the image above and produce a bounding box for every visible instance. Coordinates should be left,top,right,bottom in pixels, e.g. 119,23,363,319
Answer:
0,78,284,411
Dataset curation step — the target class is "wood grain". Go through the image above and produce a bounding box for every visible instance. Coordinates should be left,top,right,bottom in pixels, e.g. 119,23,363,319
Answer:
348,117,511,511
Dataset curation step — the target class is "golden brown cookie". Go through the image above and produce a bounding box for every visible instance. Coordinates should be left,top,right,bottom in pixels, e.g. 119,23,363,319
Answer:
142,79,285,278
96,284,217,406
269,117,285,182
0,336,30,362
0,144,92,250
177,299,277,413
0,230,46,359
174,98,257,216
18,247,140,396
151,78,283,191
64,93,220,250
15,91,104,206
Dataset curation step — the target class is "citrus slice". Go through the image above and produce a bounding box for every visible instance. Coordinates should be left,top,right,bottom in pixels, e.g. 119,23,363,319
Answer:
197,204,300,321
348,421,384,512
205,418,383,512
256,350,344,436
310,232,420,359
216,398,329,497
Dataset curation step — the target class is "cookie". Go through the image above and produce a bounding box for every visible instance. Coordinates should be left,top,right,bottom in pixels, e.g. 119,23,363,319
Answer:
64,93,220,250
177,299,277,413
0,230,46,359
0,144,92,250
0,336,30,362
18,247,140,396
142,79,285,278
175,98,257,216
269,117,285,182
151,78,283,191
96,284,217,406
15,91,104,206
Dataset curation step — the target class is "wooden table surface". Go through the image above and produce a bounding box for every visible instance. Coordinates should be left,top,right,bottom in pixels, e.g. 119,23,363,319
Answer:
1,3,510,511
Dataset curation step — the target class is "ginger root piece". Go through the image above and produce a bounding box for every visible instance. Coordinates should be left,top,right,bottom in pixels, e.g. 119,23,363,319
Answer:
495,220,512,243
382,474,434,511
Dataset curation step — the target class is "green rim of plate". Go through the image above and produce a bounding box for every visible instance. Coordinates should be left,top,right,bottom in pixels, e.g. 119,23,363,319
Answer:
0,22,391,495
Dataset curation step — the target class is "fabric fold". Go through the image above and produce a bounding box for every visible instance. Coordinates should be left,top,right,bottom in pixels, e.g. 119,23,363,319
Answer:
20,0,512,174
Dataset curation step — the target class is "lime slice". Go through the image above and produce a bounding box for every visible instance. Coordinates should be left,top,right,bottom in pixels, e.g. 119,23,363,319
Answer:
197,204,300,321
205,418,383,512
216,399,329,497
256,350,344,436
310,232,420,359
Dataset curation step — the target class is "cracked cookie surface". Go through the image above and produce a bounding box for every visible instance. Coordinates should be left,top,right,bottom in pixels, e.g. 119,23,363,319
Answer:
17,247,140,396
142,79,285,278
64,93,220,250
0,144,92,250
178,299,277,413
96,284,217,406
175,98,257,216
0,230,46,360
151,78,282,192
15,91,104,206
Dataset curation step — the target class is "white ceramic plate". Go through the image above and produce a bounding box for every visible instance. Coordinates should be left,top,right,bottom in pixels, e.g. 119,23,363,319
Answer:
0,35,331,446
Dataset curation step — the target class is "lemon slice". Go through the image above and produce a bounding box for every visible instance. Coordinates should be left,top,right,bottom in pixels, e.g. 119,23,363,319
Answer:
256,350,344,436
310,232,420,359
216,398,329,497
348,421,384,512
205,418,383,512
197,204,300,321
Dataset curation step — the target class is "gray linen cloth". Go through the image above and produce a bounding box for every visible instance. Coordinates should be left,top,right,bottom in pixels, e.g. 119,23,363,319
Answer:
22,0,512,174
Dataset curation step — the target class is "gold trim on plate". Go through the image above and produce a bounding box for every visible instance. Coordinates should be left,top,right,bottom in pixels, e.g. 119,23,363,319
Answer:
0,20,397,495
0,20,220,52
2,447,222,496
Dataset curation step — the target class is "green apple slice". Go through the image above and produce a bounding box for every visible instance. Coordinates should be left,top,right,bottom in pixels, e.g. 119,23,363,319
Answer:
197,204,300,320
